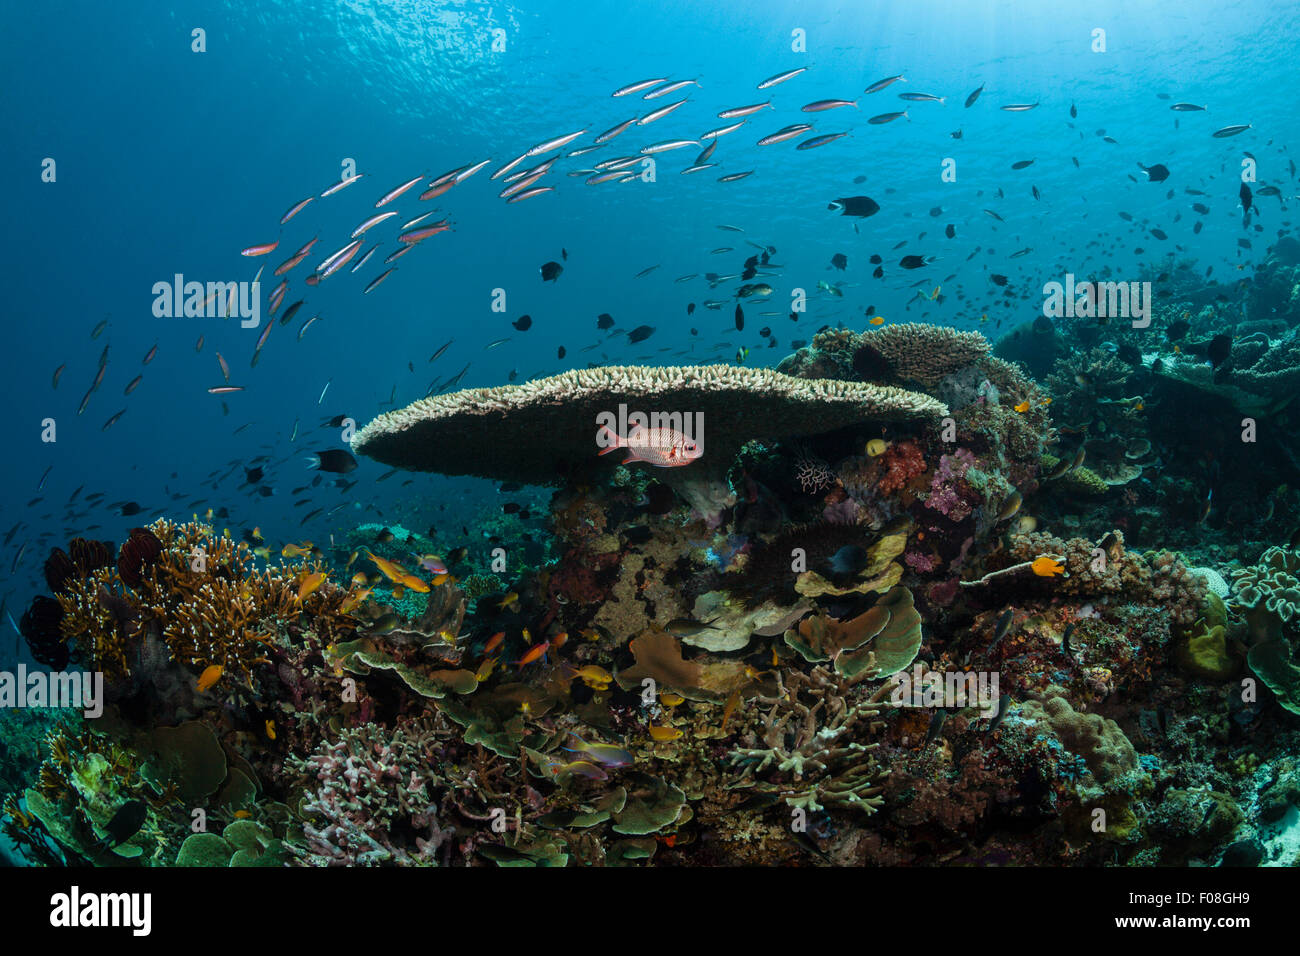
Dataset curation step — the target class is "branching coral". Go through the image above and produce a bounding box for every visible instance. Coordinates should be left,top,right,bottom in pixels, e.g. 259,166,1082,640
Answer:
728,665,891,814
286,717,455,866
51,518,359,689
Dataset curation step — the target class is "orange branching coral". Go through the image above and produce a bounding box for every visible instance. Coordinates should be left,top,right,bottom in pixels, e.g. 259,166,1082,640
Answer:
54,518,359,688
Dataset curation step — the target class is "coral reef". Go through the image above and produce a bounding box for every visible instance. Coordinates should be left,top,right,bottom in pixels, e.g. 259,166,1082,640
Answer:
7,295,1300,872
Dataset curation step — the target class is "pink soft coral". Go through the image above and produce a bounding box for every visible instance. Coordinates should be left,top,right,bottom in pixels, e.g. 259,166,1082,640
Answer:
925,449,978,521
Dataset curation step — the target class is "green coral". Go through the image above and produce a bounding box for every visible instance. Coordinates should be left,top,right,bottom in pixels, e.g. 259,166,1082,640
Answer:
175,820,287,867
1175,592,1237,680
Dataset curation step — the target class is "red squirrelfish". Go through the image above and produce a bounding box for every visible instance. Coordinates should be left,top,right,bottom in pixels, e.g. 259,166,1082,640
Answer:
597,424,701,467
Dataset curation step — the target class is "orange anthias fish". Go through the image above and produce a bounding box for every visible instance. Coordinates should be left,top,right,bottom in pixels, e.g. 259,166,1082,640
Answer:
196,664,224,693
297,570,327,601
721,690,741,731
483,631,506,655
597,424,701,468
1030,556,1066,577
516,640,550,670
339,588,372,615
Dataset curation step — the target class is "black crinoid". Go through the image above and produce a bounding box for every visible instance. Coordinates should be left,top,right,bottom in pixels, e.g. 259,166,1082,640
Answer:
20,595,70,670
725,520,888,608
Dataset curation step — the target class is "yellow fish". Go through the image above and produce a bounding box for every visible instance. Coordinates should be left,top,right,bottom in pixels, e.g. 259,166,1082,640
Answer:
396,571,431,593
364,549,410,584
869,315,885,326
649,725,683,742
499,591,520,611
659,692,685,707
865,438,890,457
350,571,369,588
570,664,613,686
1014,401,1031,413
282,542,313,558
264,719,277,741
721,690,741,731
297,570,327,601
475,657,499,682
233,810,253,820
1031,556,1066,577
253,546,271,560
196,664,224,693
251,527,264,542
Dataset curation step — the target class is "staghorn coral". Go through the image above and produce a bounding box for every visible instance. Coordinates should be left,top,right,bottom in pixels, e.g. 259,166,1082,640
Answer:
729,665,892,814
286,717,454,866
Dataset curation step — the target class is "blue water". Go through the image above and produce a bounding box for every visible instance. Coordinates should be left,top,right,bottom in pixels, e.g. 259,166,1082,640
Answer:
1,0,1296,658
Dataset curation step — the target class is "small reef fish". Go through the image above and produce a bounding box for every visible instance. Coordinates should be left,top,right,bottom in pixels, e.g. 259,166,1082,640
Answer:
516,640,550,669
297,571,327,601
568,664,613,688
565,735,634,768
1031,556,1067,577
196,664,224,693
339,588,372,615
665,617,719,638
